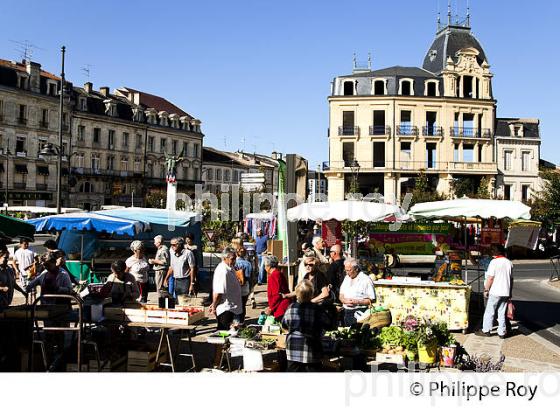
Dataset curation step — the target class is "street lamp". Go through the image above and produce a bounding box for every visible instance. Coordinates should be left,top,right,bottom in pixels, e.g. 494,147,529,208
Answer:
0,148,12,213
349,159,360,195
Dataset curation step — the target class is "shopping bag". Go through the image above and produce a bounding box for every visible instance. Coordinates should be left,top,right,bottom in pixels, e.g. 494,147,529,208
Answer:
506,299,515,321
235,269,245,286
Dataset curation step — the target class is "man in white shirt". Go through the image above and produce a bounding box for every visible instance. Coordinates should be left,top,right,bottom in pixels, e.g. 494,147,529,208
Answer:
339,257,376,326
11,238,36,287
209,248,242,330
476,245,513,338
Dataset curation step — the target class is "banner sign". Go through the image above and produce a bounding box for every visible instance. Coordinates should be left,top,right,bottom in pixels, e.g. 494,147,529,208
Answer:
369,223,452,255
322,219,342,247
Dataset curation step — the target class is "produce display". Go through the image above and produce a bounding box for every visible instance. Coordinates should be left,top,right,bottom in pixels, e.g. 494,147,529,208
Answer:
372,282,471,330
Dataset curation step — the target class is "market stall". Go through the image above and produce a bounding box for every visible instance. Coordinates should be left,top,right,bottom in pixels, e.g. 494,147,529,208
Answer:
243,212,276,239
0,213,35,240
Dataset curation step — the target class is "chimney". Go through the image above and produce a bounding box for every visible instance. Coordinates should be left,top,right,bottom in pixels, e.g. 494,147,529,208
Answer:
84,82,93,93
99,86,110,97
25,61,41,93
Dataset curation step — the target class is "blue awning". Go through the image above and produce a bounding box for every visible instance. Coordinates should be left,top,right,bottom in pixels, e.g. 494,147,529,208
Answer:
95,207,200,228
27,212,147,236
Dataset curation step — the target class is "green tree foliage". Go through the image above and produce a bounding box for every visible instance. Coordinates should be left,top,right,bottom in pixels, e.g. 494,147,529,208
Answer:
475,176,491,199
145,190,166,208
531,169,560,226
408,171,444,206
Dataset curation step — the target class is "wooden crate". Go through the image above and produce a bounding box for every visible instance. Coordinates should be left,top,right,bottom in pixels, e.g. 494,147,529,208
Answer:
127,348,168,372
166,308,205,325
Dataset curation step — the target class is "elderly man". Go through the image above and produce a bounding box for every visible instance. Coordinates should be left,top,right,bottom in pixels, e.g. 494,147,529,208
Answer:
265,255,292,320
255,228,269,285
164,237,197,305
209,248,242,330
310,237,329,274
339,257,376,326
149,235,170,295
476,245,514,339
326,244,345,295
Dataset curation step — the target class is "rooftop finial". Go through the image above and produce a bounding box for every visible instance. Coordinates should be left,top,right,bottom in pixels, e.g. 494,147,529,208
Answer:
437,11,441,30
367,52,372,70
352,53,357,70
447,0,451,26
466,0,471,27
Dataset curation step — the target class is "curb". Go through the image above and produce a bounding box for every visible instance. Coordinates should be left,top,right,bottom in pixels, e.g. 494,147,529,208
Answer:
541,279,560,293
516,322,560,356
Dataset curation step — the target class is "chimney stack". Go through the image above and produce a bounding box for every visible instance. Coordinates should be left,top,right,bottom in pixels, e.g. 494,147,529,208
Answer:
25,61,41,93
84,82,93,93
99,86,110,97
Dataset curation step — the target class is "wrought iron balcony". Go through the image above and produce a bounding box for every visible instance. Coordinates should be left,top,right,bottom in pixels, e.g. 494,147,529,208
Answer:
13,182,26,189
338,126,360,136
422,126,443,137
35,183,48,191
369,125,391,136
450,127,492,138
396,125,418,136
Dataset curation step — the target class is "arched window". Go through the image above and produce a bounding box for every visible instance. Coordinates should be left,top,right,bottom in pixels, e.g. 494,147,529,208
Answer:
79,181,94,193
400,79,413,96
343,81,354,96
426,81,437,97
373,80,385,95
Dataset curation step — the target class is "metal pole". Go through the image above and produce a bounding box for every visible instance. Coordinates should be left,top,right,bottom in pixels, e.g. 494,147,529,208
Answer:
4,152,8,213
57,46,66,214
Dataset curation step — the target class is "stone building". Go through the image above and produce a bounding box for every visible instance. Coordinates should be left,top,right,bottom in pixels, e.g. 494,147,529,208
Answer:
0,57,203,210
0,59,67,206
325,13,540,202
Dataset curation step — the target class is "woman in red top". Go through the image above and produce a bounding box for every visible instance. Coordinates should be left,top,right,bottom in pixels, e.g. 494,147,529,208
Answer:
264,255,292,320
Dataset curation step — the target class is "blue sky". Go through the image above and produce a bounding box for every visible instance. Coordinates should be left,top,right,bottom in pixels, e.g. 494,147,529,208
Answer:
1,0,558,168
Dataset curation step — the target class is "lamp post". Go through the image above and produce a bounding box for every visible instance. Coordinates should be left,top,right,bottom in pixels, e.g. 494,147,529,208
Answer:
349,159,360,195
56,46,66,214
1,148,12,213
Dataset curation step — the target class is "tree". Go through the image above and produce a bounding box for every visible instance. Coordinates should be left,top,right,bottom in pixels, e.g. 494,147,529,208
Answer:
531,169,560,227
407,171,444,206
145,190,166,208
475,176,492,199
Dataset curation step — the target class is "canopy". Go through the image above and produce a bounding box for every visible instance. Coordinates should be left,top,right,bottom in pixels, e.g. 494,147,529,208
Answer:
245,212,274,220
95,207,200,228
7,206,82,214
27,212,147,236
287,200,405,222
0,213,35,239
409,199,531,220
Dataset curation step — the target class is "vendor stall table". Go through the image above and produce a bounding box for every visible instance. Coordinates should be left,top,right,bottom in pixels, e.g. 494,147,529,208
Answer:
373,280,471,332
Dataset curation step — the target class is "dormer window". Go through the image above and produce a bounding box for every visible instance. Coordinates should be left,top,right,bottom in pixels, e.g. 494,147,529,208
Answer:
343,81,354,96
399,79,414,96
104,100,117,117
373,80,386,96
79,97,87,111
158,112,169,127
425,80,438,97
48,82,58,97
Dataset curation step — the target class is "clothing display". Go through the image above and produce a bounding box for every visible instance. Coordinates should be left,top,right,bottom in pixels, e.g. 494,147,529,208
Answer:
243,214,276,239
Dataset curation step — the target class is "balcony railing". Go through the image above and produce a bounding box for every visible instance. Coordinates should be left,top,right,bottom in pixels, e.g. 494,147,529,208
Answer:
321,160,498,173
15,151,27,158
13,182,26,189
369,125,391,136
422,126,443,137
17,117,27,125
396,125,419,136
338,126,360,136
39,121,49,129
35,183,48,191
450,127,492,138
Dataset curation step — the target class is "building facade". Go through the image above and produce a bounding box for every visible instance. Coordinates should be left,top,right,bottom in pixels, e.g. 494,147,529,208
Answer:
0,57,203,210
0,59,68,206
325,17,538,203
307,169,327,201
495,118,541,202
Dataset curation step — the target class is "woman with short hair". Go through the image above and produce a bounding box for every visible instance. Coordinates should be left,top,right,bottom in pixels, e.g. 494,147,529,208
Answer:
282,280,331,372
126,241,150,303
100,260,140,304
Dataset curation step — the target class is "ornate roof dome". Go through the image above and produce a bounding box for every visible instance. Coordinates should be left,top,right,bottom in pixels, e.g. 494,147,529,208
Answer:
422,25,488,74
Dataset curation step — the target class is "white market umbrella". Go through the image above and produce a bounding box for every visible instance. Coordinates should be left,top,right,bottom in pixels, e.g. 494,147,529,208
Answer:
409,199,531,220
286,200,405,222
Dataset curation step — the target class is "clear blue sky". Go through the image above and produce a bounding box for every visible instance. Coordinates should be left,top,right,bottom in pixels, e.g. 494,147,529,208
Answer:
1,0,558,168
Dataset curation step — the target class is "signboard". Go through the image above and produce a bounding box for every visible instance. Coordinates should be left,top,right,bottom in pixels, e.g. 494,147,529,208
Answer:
0,192,53,201
321,219,342,247
368,223,452,255
480,228,503,246
204,229,216,242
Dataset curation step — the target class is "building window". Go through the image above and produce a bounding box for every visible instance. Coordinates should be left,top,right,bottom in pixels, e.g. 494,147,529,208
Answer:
18,104,27,123
425,111,438,136
76,153,85,168
224,170,230,182
160,138,167,153
373,80,385,95
108,130,115,149
426,143,437,169
399,79,413,96
462,75,474,98
41,109,49,127
121,157,128,171
504,150,513,171
77,125,85,141
426,81,437,97
372,110,386,135
400,142,411,164
373,141,385,167
400,110,413,135
0,100,3,119
206,168,214,180
343,81,354,96
136,133,142,149
147,162,154,177
91,154,100,170
463,144,474,162
342,111,355,135
453,143,459,161
521,151,530,171
148,136,155,152
478,145,483,162
79,98,87,111
107,155,114,170
16,137,25,154
93,128,101,144
342,142,355,167
521,185,530,202
233,170,239,182
216,169,222,181
79,181,94,193
134,158,141,172
172,140,178,155
504,185,512,200
49,83,58,97
122,132,129,148
193,143,199,157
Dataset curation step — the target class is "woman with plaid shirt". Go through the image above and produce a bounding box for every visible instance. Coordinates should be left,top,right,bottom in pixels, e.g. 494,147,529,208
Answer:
281,280,331,372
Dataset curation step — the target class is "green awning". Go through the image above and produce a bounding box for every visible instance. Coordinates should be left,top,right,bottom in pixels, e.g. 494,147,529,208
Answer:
0,213,35,240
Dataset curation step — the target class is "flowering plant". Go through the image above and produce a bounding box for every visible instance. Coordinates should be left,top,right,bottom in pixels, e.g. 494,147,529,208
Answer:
416,323,437,347
402,315,419,332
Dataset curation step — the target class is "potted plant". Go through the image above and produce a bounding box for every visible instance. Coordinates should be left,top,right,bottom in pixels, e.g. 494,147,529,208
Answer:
402,331,418,361
416,324,438,364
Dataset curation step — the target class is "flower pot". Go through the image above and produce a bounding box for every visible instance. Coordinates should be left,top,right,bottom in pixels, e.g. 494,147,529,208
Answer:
439,346,456,367
405,349,416,362
417,341,437,364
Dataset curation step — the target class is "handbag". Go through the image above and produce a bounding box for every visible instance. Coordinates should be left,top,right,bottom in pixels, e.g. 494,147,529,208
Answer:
506,299,515,321
235,269,246,286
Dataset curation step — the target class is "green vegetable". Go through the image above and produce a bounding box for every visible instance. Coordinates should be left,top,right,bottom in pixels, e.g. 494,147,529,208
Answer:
379,326,405,348
238,327,258,339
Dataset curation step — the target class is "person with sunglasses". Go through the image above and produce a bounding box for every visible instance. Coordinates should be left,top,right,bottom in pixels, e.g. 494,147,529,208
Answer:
325,244,345,296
